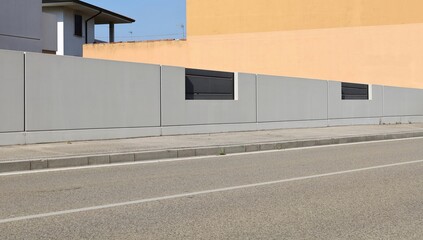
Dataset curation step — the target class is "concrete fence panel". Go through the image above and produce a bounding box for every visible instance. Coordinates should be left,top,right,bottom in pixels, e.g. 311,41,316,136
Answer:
161,66,257,130
383,86,423,118
328,81,383,125
25,53,161,131
257,75,328,123
0,50,24,133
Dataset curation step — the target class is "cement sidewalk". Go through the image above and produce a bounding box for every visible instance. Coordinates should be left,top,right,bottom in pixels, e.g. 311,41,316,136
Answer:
1,124,423,173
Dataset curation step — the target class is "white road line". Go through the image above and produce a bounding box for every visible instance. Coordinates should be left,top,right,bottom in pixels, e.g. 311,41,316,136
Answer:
1,158,422,224
1,136,423,177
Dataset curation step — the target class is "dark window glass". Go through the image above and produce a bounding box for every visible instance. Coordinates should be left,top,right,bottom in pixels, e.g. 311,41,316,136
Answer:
342,82,369,100
186,68,234,100
74,15,82,37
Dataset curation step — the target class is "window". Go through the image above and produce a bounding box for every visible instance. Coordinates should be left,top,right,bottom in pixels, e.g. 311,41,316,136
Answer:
341,82,369,100
185,68,234,100
74,14,83,37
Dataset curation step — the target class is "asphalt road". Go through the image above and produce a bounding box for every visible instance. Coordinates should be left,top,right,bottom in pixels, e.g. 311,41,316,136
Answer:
1,138,423,239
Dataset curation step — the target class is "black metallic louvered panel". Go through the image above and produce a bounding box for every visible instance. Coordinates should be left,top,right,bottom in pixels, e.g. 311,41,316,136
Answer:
186,69,234,79
186,75,234,94
342,82,369,100
186,69,234,100
186,93,234,100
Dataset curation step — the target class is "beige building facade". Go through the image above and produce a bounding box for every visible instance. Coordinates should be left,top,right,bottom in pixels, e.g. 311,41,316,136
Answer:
84,0,423,88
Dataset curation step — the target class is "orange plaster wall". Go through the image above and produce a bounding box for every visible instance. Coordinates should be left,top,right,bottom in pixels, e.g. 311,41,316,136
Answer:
187,0,423,36
84,23,423,89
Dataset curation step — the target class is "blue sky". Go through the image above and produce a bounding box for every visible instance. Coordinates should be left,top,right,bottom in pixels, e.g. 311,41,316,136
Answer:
85,0,186,42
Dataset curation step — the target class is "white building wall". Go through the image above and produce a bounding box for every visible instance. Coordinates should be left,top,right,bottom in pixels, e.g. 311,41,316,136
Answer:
0,0,42,52
43,7,95,56
87,18,95,44
63,9,95,57
43,8,64,55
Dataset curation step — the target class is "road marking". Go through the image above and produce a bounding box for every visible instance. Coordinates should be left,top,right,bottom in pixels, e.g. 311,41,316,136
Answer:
0,158,422,224
1,136,423,177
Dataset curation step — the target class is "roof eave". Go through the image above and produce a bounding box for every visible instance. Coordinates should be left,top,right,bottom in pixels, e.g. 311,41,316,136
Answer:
42,0,135,24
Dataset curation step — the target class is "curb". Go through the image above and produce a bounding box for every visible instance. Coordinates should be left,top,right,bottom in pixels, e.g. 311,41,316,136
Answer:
1,131,423,174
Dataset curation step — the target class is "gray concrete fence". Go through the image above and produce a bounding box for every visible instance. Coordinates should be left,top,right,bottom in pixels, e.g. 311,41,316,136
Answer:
1,49,423,145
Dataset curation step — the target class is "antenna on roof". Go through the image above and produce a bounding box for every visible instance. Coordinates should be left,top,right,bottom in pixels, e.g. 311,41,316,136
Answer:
181,24,185,39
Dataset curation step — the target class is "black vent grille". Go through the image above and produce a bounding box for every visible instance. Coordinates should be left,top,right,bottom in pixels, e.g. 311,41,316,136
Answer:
342,82,369,100
185,69,234,100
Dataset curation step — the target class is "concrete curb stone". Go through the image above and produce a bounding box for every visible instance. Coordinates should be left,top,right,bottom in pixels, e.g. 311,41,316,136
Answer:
224,146,246,154
109,154,134,163
259,143,277,151
196,147,222,156
177,149,196,158
0,161,30,173
30,160,48,170
135,150,177,161
88,156,110,165
48,157,88,169
245,145,260,152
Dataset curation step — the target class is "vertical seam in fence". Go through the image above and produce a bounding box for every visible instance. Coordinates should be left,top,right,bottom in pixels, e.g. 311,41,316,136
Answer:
159,65,163,135
23,52,26,132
